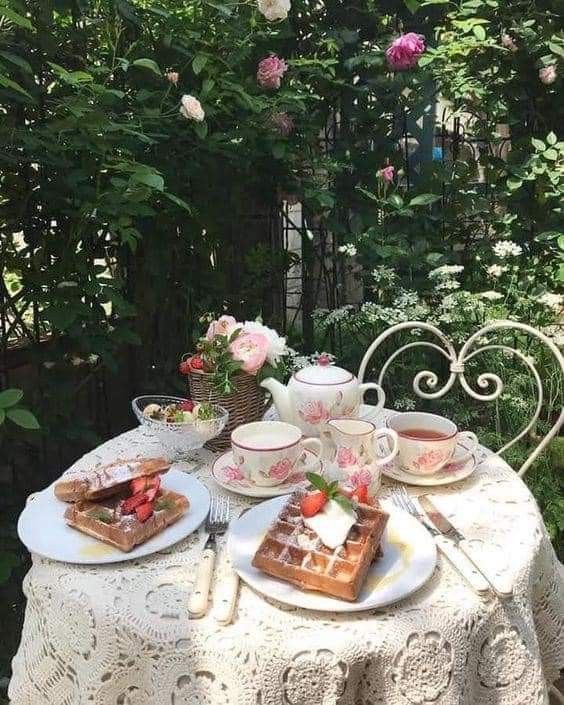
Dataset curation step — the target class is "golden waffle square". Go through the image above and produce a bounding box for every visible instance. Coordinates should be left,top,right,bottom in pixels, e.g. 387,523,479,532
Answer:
64,489,189,552
252,490,389,601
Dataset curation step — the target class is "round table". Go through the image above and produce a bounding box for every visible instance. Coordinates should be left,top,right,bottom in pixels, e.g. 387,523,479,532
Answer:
9,411,564,705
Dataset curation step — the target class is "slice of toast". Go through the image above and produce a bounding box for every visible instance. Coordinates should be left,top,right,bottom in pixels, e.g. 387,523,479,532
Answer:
64,489,189,552
55,457,171,503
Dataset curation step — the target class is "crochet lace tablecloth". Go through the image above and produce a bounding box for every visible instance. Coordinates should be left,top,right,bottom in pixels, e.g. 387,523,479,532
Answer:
9,412,564,705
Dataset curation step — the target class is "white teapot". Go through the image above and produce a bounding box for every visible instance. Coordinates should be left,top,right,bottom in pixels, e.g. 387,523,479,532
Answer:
260,355,385,437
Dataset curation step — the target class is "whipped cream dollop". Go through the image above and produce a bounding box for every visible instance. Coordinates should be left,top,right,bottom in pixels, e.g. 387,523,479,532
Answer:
303,499,357,550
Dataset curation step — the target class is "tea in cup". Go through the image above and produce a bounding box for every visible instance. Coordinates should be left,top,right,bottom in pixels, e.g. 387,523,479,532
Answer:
386,412,478,476
231,421,322,487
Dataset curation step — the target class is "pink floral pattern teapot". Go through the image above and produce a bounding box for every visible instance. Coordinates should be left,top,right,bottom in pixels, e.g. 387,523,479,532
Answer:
261,355,386,437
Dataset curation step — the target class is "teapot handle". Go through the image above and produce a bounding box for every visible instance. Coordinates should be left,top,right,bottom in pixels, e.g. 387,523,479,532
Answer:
358,382,385,413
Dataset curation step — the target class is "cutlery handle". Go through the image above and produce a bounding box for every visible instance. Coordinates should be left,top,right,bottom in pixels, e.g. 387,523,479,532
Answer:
459,539,513,598
189,547,216,617
435,535,490,595
214,568,240,625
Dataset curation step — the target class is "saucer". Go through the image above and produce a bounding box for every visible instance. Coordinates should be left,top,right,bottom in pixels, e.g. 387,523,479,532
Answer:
211,448,321,498
381,442,477,487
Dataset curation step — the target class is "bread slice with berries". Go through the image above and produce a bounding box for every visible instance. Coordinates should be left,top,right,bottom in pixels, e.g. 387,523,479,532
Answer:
54,457,171,503
63,489,189,552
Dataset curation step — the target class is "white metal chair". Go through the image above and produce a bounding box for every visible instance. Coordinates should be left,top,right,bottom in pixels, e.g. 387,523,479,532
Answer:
358,320,563,477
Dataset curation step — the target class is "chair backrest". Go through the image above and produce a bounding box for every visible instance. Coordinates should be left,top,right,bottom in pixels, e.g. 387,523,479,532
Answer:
357,320,564,476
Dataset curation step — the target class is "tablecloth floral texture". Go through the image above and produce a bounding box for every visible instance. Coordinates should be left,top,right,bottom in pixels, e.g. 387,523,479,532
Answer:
9,418,564,705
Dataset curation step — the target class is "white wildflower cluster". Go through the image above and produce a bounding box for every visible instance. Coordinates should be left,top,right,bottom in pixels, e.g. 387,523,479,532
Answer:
537,292,563,310
486,264,508,278
435,291,484,326
429,264,464,291
360,290,429,326
493,240,522,258
428,264,464,279
394,397,416,411
312,306,355,329
480,291,504,301
338,243,357,257
371,265,397,286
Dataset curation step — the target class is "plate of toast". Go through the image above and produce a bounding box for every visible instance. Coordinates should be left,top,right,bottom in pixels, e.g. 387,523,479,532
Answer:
18,457,209,564
229,482,436,612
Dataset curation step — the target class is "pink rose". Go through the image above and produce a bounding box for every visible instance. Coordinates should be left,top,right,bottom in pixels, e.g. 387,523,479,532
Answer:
257,54,288,90
269,458,292,480
166,71,179,85
206,315,239,340
350,467,372,488
336,447,358,468
385,33,426,71
269,111,294,136
299,400,330,425
180,94,205,121
539,65,557,85
229,332,269,374
378,165,395,183
224,465,244,481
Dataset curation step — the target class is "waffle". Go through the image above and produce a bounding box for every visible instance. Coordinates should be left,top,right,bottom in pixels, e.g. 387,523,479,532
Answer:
252,490,389,601
64,489,189,552
55,457,171,503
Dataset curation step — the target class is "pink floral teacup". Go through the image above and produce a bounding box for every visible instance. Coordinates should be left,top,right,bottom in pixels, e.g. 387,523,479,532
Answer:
387,412,478,476
230,421,322,487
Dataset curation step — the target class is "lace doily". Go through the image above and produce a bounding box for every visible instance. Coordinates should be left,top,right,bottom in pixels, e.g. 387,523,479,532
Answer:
9,411,564,705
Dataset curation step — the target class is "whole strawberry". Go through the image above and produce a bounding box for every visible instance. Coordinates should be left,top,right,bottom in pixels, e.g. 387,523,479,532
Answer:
180,400,195,412
190,355,204,371
179,358,191,375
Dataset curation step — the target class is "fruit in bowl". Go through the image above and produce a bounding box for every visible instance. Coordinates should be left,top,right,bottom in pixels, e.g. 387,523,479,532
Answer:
132,395,229,461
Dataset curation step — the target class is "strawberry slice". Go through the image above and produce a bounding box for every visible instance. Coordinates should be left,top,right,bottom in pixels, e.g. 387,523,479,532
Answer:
144,486,160,502
135,501,154,523
130,474,161,496
121,492,148,514
352,485,370,504
300,490,327,518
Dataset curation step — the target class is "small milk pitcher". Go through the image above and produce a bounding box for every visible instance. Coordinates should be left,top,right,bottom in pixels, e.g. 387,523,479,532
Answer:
322,418,398,497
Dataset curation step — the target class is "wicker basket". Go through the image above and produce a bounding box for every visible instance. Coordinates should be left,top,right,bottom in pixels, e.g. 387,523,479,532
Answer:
187,370,271,451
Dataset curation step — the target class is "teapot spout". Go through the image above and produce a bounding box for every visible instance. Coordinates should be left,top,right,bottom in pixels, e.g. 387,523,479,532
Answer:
260,377,292,423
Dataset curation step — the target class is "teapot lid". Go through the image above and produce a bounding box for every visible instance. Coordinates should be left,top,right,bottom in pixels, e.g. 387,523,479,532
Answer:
294,354,354,385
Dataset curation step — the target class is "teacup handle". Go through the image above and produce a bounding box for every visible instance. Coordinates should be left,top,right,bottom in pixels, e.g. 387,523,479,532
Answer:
358,382,385,413
301,437,322,458
372,428,399,466
456,431,479,464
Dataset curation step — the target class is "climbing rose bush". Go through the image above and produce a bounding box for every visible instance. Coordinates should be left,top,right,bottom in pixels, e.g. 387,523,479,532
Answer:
385,33,426,71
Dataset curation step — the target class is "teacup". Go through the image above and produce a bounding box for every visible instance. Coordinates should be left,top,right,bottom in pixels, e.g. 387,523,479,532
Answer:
231,421,322,487
386,412,478,476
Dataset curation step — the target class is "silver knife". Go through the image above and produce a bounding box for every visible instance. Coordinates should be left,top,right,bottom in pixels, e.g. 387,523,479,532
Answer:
419,496,513,599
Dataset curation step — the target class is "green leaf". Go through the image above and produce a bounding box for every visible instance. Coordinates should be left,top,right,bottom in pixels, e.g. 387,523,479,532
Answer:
192,54,208,75
0,51,33,74
507,177,522,191
409,193,441,206
0,408,5,425
131,171,164,191
532,137,545,151
0,73,32,98
404,0,420,12
473,25,486,40
544,148,558,161
333,494,353,512
548,41,564,59
132,58,161,77
547,132,557,146
272,142,286,159
536,231,561,242
163,192,192,213
0,6,32,29
388,194,404,208
0,388,23,408
194,121,208,139
558,236,564,251
6,408,40,430
306,472,327,491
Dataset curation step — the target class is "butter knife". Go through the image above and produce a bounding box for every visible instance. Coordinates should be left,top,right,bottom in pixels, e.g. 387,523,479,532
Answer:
419,496,513,599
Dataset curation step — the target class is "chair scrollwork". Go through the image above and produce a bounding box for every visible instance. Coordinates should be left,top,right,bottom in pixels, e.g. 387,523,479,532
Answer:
358,320,564,476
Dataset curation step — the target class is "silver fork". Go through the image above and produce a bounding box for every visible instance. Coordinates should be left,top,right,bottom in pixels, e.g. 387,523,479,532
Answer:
188,494,230,618
390,487,490,596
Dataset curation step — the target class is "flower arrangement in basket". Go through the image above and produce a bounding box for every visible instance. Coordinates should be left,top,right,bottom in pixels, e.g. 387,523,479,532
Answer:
179,315,289,450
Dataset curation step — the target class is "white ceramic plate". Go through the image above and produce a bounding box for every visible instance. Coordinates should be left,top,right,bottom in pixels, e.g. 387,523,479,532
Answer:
228,496,436,612
381,441,477,487
211,448,321,498
18,468,210,564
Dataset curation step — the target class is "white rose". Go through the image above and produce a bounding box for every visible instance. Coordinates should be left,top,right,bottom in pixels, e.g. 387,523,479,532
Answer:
243,320,287,366
180,95,205,122
257,0,290,21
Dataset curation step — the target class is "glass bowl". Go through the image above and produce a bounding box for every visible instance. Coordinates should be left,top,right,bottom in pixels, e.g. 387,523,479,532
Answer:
132,395,229,461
